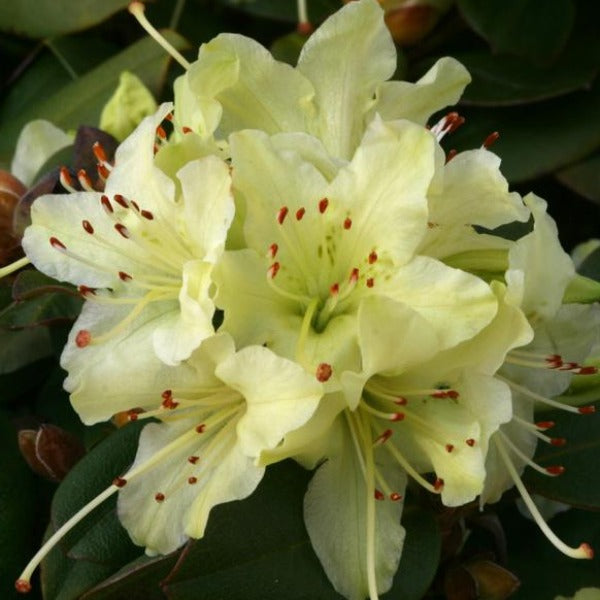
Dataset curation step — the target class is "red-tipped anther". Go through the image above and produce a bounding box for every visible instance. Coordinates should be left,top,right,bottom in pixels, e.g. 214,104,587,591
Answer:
127,410,139,421
97,164,110,180
465,438,476,447
482,131,500,149
446,149,457,163
374,489,384,501
268,262,280,278
349,267,359,283
550,437,567,447
368,250,378,264
330,283,339,295
366,278,374,288
75,330,91,348
113,477,127,487
390,412,405,422
546,465,565,476
182,126,193,134
446,390,459,399
536,421,555,430
92,141,108,163
195,424,206,434
161,389,172,401
77,169,93,189
141,209,154,220
131,200,140,212
78,285,96,296
268,243,278,259
395,397,408,406
578,405,596,414
316,363,333,382
114,223,130,239
188,455,199,464
114,194,128,208
318,197,329,213
576,366,598,375
155,492,165,502
101,195,114,213
118,271,132,281
445,444,454,453
15,579,31,593
434,477,444,491
580,543,594,558
82,220,94,234
374,429,393,445
277,206,289,225
59,166,74,189
297,21,314,35
343,217,352,230
390,492,403,501
50,237,66,250
295,207,305,221
15,579,31,594
188,477,198,485
446,113,465,133
156,125,167,140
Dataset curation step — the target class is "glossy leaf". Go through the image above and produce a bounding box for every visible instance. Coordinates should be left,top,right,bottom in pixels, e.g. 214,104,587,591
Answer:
504,507,600,599
0,32,189,165
457,0,575,65
523,401,600,508
449,80,600,183
557,154,600,203
219,0,340,23
0,0,130,38
41,422,145,600
457,51,597,106
0,412,37,600
0,291,82,328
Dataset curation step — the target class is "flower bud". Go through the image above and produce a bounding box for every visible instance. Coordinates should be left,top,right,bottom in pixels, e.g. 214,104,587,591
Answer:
0,170,26,266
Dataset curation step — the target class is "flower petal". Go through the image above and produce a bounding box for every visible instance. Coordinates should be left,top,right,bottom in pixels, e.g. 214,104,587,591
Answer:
304,416,407,600
186,34,314,137
118,418,263,555
375,57,471,125
297,0,396,158
215,345,323,456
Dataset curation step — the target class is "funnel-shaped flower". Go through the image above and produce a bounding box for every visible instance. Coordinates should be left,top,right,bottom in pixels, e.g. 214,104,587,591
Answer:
265,282,531,600
22,105,234,369
214,118,498,383
175,0,470,159
15,332,323,589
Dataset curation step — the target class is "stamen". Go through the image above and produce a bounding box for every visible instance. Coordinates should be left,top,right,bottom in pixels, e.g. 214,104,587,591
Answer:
59,167,77,193
295,207,305,221
343,217,352,230
382,436,439,494
267,243,278,259
50,237,66,250
154,492,165,502
277,206,289,225
366,278,374,288
494,437,593,559
128,2,191,69
0,256,30,279
482,132,500,149
497,375,595,414
316,363,332,382
75,330,91,348
498,430,563,477
82,220,94,234
77,169,94,192
92,141,108,164
318,197,329,213
368,251,377,264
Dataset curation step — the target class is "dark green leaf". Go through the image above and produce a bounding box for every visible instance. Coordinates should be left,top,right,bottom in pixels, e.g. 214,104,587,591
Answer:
0,0,130,38
504,507,600,599
270,32,307,66
457,51,597,106
449,79,600,183
0,412,37,600
0,32,189,165
457,0,575,65
578,246,600,281
219,0,340,23
523,401,600,508
13,270,77,300
41,422,145,600
81,462,440,600
0,329,54,375
0,292,82,328
557,153,600,203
